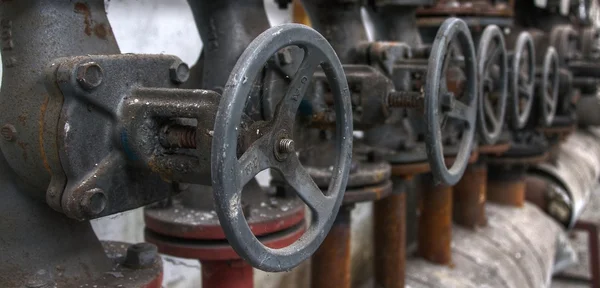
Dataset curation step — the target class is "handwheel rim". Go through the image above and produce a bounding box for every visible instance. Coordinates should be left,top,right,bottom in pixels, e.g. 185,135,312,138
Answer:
476,25,508,145
425,18,477,186
540,47,559,126
211,24,352,272
511,32,536,129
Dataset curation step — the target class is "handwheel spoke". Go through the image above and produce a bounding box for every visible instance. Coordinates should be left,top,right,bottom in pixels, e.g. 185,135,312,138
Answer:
484,44,502,71
237,135,273,187
279,156,328,213
518,85,531,99
274,50,324,126
545,91,554,105
484,96,500,128
446,99,471,126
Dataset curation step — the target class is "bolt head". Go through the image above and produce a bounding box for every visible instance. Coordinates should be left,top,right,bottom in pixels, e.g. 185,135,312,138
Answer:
1,124,16,142
80,188,107,217
124,243,158,269
76,62,104,91
170,61,190,84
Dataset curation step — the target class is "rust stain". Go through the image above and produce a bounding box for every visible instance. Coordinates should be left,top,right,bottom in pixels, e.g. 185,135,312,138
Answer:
418,180,453,265
39,95,51,173
374,193,406,288
453,164,488,228
93,23,107,39
147,157,174,182
74,2,92,36
17,140,28,161
311,212,351,288
17,113,27,126
488,177,526,207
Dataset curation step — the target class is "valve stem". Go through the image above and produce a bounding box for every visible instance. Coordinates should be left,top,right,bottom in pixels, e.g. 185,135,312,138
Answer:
161,125,197,149
278,138,295,154
388,91,424,108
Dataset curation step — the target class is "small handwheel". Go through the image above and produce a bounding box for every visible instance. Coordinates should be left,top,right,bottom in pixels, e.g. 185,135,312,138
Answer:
425,18,477,186
476,25,508,145
211,24,352,271
539,47,559,126
510,32,536,129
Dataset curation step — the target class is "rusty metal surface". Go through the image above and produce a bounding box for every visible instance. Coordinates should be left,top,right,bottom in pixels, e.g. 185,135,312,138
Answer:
406,203,562,288
308,161,391,188
342,180,394,205
416,0,514,17
418,176,453,264
47,54,207,220
374,192,407,288
389,150,478,177
453,163,488,228
145,221,306,261
0,0,120,201
311,206,352,288
488,151,549,165
145,181,305,240
202,260,253,288
487,168,526,207
479,141,511,155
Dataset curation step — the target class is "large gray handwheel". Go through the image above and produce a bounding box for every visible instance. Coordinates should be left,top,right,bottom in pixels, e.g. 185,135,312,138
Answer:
211,24,353,272
510,32,536,129
477,25,508,145
425,18,477,186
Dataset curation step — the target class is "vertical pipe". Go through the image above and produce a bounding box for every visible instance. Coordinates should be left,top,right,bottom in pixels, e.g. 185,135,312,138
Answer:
374,191,406,288
311,205,352,288
453,163,488,228
418,175,453,265
368,5,422,47
202,260,253,288
487,166,526,207
301,0,368,63
188,0,270,90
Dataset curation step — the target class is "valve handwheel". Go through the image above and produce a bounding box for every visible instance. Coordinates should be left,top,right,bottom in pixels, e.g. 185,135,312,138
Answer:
425,18,477,186
211,24,352,271
539,47,559,126
477,25,508,145
510,32,536,129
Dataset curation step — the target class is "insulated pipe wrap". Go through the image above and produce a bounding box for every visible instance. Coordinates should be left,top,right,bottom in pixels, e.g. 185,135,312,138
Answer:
533,128,600,228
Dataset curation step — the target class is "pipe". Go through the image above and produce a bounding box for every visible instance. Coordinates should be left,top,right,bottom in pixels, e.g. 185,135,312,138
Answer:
301,0,368,63
202,260,253,288
453,162,488,228
374,191,406,288
418,175,453,265
311,205,352,288
188,0,270,91
487,166,526,207
529,128,600,228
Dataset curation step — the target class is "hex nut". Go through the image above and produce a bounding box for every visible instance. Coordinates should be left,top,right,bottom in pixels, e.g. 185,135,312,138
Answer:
76,62,104,91
124,243,158,269
170,61,190,84
79,188,107,217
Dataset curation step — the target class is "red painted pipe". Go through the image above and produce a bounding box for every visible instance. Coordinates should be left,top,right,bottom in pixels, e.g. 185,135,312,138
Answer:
202,260,253,288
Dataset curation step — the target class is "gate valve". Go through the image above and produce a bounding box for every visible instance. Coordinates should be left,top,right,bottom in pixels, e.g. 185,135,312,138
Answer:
475,25,509,145
40,24,353,272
